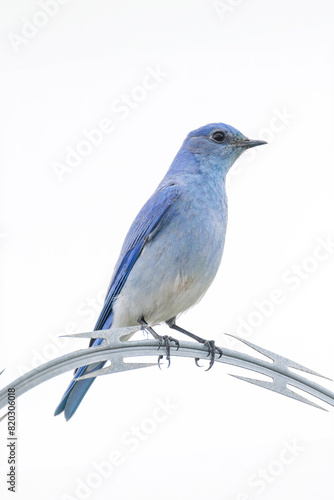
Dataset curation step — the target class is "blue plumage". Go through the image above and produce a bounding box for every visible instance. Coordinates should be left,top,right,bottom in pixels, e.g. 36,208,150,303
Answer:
55,123,266,420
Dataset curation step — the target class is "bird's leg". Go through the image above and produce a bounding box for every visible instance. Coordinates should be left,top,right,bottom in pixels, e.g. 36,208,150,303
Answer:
137,317,179,368
166,319,222,371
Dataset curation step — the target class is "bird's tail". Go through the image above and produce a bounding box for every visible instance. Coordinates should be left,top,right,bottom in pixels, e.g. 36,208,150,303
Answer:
54,337,106,420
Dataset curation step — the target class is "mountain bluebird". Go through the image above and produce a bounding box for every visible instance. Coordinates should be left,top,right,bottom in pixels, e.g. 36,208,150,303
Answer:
55,123,266,420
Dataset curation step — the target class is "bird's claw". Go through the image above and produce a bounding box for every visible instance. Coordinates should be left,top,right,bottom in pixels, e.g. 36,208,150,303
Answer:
157,336,179,369
195,358,203,368
157,354,165,369
195,340,223,371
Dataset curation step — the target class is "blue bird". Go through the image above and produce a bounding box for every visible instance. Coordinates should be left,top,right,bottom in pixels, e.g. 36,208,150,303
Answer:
54,123,266,420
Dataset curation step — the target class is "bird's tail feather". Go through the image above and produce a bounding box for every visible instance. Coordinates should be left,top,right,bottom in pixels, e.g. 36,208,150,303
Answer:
54,338,105,420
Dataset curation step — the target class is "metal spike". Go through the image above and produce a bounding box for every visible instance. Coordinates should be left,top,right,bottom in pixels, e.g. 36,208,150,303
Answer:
230,374,327,411
1,330,333,413
76,358,158,380
225,334,332,380
0,370,7,420
60,325,141,344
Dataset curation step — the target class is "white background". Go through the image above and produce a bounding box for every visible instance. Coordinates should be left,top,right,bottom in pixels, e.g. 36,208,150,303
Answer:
1,1,334,499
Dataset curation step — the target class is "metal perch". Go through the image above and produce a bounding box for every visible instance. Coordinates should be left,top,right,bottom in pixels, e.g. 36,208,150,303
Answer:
1,325,334,411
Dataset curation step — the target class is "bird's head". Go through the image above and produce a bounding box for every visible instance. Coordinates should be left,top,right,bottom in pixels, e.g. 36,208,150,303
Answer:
183,123,267,174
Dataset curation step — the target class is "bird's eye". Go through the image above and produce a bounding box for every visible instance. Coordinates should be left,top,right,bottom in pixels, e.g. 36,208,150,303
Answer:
211,131,226,143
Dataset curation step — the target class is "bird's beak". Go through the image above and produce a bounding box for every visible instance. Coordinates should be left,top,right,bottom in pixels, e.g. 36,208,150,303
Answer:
233,138,267,149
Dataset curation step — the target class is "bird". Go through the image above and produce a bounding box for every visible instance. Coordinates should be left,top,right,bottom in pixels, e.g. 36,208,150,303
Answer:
54,122,266,420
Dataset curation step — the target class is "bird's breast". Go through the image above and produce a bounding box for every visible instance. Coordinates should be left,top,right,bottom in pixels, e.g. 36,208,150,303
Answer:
112,185,228,327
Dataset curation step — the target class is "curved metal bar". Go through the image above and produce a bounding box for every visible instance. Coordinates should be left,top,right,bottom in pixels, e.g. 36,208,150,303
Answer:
1,327,333,411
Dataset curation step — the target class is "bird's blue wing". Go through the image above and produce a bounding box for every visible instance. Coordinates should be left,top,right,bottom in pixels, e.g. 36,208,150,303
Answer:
93,183,181,332
54,183,181,419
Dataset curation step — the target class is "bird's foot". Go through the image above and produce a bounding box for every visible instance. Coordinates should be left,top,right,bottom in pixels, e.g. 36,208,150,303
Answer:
157,336,180,369
137,317,179,368
195,340,223,371
166,321,222,371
